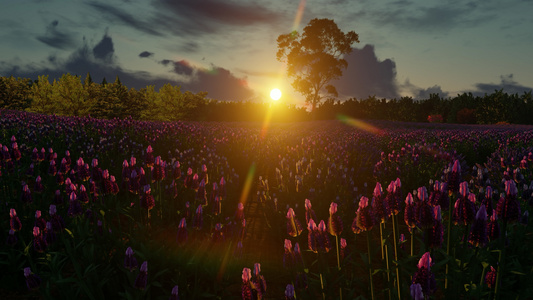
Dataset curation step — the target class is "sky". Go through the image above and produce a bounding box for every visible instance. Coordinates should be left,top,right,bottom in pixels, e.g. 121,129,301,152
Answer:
1,0,532,107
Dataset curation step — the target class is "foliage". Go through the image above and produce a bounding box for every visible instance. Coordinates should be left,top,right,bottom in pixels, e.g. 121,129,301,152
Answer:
276,18,359,111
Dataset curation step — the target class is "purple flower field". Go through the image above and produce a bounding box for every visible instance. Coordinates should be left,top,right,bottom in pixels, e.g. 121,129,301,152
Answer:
1,109,533,299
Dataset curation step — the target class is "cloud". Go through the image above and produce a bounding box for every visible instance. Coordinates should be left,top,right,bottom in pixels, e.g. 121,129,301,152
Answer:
332,44,400,99
86,2,164,36
159,59,254,101
351,0,500,34
92,33,115,63
36,20,77,50
401,79,450,99
139,51,154,58
163,60,194,76
153,0,282,36
0,31,255,102
471,74,533,96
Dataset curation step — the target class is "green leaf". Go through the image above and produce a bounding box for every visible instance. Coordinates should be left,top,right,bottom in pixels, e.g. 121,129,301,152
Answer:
65,228,74,238
510,271,526,276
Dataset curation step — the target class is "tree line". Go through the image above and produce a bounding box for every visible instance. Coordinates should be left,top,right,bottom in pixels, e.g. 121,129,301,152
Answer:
0,73,532,124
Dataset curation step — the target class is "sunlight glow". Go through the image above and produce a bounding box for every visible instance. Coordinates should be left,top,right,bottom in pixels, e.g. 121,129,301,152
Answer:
270,88,282,101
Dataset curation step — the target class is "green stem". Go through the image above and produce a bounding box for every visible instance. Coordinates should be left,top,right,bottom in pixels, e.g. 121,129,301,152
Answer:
367,230,375,300
494,220,508,300
335,235,343,300
445,196,454,290
392,214,401,299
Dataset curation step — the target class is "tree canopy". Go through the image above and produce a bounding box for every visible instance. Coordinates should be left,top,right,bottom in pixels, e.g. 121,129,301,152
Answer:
276,18,359,111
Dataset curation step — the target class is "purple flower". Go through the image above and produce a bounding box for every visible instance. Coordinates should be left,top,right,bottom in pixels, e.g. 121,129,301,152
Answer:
54,189,64,205
410,283,424,300
241,268,253,300
285,284,295,300
49,205,65,232
386,178,402,215
176,218,188,244
340,238,347,260
372,182,390,222
286,208,303,237
78,184,90,204
212,223,225,244
485,266,497,288
447,160,462,193
427,206,444,249
24,267,41,290
412,252,436,296
304,199,317,225
9,208,22,232
453,183,476,225
21,184,33,204
33,226,47,253
487,213,500,241
44,222,57,245
283,239,293,269
124,247,138,272
469,205,488,247
169,285,179,300
481,186,494,217
416,186,434,228
6,229,17,246
234,241,243,259
496,180,521,222
404,193,417,229
253,263,267,298
193,205,203,230
140,185,155,211
145,145,154,167
68,192,83,217
196,179,207,205
134,261,148,290
355,196,374,231
152,156,166,182
234,202,245,223
328,202,343,236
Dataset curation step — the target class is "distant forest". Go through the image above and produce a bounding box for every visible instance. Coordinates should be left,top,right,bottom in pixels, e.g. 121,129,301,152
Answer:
1,73,532,124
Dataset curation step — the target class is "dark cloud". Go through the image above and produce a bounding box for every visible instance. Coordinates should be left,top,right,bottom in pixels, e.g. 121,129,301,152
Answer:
153,0,282,36
352,1,498,34
471,74,533,96
86,2,164,36
160,59,254,101
171,60,194,76
36,20,77,50
0,31,254,102
188,66,253,101
401,79,450,99
332,44,400,99
92,34,115,63
139,51,154,58
0,33,168,90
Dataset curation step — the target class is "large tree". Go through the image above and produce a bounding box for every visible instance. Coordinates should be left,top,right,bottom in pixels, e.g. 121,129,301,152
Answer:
277,18,359,111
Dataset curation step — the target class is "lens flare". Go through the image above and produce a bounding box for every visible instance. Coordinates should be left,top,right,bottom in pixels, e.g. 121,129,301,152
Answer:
337,114,383,135
239,163,256,206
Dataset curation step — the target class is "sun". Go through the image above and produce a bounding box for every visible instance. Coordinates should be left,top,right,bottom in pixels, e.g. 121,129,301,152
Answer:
270,88,282,101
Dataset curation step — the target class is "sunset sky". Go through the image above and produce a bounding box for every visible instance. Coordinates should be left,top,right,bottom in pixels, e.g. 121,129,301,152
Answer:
1,0,532,106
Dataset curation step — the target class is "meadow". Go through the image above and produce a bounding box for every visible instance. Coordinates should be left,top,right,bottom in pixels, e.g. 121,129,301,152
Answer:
1,109,533,299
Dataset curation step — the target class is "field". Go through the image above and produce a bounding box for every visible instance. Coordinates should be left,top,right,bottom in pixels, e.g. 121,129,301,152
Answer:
1,109,533,299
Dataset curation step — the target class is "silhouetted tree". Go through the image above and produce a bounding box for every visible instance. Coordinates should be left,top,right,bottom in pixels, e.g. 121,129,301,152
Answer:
276,18,359,111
